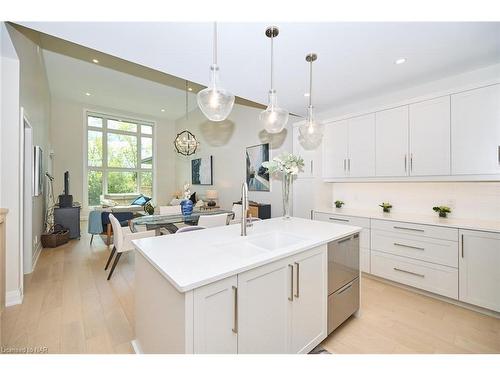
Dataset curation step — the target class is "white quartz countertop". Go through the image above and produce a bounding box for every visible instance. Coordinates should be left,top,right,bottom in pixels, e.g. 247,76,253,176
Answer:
314,207,500,234
132,217,361,293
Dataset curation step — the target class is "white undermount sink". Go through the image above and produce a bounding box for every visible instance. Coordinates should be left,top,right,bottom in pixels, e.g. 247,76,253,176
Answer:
246,231,308,251
213,232,308,258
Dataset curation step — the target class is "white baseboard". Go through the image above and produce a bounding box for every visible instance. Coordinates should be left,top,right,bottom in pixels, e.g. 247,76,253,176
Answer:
5,288,23,306
131,339,142,354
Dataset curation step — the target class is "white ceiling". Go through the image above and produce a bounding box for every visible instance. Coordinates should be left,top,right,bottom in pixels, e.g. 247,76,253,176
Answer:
27,22,500,117
42,50,198,120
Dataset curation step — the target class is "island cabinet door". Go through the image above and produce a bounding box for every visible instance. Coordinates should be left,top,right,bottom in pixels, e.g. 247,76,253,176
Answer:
236,257,292,353
290,246,328,354
193,276,238,353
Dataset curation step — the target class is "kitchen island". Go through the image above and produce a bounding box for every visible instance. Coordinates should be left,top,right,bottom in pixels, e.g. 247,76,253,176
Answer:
132,217,361,354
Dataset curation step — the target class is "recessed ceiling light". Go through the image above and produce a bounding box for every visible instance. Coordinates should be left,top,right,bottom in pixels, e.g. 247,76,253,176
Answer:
92,58,99,64
161,109,165,112
304,93,310,97
85,92,91,96
188,87,193,92
395,58,407,65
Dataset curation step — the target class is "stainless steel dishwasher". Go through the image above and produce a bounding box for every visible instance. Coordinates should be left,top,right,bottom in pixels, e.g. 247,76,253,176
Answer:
327,233,360,334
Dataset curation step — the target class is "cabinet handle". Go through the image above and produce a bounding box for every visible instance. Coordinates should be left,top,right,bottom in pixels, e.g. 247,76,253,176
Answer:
393,267,425,278
461,234,464,258
288,264,294,301
404,154,407,173
338,236,352,244
294,262,300,298
329,217,349,222
393,226,424,232
343,159,346,172
410,153,413,172
394,242,424,251
232,286,238,333
348,158,351,172
310,160,313,175
337,280,354,295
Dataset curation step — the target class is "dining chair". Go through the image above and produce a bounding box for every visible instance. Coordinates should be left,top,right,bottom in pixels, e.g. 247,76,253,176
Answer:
176,225,207,234
198,213,229,228
105,214,156,280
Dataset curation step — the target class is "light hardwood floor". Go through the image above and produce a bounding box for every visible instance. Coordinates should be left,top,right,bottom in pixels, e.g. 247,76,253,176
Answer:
2,230,499,354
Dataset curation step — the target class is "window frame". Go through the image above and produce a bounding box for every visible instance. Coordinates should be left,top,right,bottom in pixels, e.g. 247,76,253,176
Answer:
84,110,155,208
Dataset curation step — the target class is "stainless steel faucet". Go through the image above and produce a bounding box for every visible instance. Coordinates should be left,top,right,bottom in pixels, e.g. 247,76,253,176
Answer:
241,181,249,236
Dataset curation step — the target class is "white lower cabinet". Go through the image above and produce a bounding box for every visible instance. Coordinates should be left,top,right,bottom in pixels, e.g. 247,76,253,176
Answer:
459,230,500,312
237,256,292,353
192,245,327,354
290,247,327,354
193,276,238,354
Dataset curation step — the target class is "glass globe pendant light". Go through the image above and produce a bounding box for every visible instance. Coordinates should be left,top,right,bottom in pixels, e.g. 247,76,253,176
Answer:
259,26,289,133
197,22,235,122
299,53,323,144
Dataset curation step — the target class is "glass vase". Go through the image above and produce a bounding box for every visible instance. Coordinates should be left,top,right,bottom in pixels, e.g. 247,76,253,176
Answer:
282,173,292,219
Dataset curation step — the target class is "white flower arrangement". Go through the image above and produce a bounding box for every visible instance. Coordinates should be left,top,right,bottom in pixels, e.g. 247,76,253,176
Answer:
262,153,305,176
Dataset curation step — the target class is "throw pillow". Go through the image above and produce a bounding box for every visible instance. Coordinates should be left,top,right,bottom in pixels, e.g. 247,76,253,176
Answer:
131,195,152,206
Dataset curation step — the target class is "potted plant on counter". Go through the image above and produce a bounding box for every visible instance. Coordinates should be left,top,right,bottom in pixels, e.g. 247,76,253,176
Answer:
379,202,392,213
433,206,452,218
334,200,344,209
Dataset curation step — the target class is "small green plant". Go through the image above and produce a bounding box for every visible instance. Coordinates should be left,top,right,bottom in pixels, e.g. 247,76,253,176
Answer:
379,202,392,213
334,200,344,209
433,206,451,218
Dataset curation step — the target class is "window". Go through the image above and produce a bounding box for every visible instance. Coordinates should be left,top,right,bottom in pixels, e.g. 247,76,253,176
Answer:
86,113,154,206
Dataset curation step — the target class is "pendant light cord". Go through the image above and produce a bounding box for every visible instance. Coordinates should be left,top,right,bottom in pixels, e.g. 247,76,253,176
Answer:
270,32,274,90
185,80,188,120
213,22,218,65
309,59,313,107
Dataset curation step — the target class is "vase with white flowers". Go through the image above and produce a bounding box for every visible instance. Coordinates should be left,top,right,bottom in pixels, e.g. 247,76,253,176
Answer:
262,153,304,219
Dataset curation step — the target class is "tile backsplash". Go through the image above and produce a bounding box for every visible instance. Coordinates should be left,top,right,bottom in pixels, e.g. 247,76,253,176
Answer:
332,182,500,221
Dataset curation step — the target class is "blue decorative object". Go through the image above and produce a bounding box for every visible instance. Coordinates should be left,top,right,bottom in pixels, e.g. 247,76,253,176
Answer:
180,199,193,216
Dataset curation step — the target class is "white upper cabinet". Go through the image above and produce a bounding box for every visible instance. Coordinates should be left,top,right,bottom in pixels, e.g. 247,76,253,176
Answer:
322,120,349,178
293,126,316,179
375,106,409,177
451,84,500,175
348,114,376,177
409,96,451,176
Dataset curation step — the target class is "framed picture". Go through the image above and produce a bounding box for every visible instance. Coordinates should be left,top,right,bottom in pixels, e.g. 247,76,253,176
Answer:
33,146,43,196
192,155,213,185
246,143,270,192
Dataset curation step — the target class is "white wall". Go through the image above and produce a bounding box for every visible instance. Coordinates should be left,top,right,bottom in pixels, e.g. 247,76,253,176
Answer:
50,96,178,214
8,24,52,278
318,63,500,221
1,23,22,304
175,105,294,216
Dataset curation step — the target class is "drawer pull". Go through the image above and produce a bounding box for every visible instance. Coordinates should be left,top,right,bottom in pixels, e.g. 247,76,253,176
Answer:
393,267,425,278
393,226,424,233
336,281,354,295
329,217,349,222
288,264,294,301
394,242,425,251
338,236,352,244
